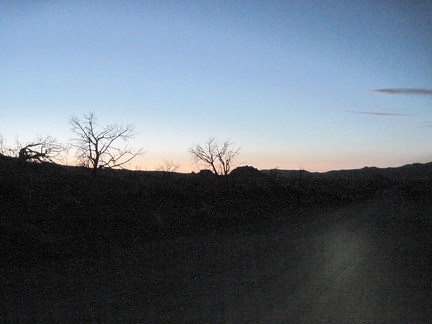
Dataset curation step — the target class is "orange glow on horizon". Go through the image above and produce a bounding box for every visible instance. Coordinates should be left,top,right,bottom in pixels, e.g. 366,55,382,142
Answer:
65,155,431,174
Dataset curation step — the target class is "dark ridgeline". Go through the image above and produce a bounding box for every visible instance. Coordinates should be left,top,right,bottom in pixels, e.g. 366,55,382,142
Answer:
1,155,431,322
1,156,431,260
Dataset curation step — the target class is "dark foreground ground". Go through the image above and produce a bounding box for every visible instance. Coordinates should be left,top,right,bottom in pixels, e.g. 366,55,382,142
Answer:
1,188,431,323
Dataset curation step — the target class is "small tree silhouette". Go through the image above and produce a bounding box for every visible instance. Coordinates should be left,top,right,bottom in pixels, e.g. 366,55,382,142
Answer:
70,112,144,175
189,137,240,176
4,136,68,164
156,159,180,172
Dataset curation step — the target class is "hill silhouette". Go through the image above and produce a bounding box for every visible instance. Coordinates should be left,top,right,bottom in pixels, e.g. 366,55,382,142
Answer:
262,162,432,181
1,155,430,260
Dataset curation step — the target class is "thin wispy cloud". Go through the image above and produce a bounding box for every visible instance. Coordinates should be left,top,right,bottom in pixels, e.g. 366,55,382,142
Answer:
345,111,411,117
369,88,432,96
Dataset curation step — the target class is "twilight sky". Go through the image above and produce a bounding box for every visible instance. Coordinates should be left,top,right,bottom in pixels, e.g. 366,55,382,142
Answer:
1,0,431,172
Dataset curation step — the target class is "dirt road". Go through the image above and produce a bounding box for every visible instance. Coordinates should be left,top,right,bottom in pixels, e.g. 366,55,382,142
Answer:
2,193,431,322
146,196,431,323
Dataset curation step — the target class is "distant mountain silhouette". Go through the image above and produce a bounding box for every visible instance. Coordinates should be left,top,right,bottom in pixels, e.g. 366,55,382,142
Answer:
261,162,432,181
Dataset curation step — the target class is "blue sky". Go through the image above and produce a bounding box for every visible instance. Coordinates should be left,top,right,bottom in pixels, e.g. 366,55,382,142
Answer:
1,0,431,172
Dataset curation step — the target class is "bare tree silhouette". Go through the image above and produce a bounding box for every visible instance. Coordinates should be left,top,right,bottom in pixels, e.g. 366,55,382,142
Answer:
0,134,7,156
156,159,180,172
2,136,68,164
70,112,144,175
189,137,240,176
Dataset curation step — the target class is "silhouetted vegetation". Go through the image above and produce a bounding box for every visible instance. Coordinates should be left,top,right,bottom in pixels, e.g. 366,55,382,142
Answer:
156,159,180,172
0,135,67,164
69,112,144,176
17,136,68,164
189,137,241,175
